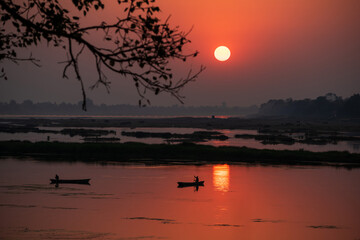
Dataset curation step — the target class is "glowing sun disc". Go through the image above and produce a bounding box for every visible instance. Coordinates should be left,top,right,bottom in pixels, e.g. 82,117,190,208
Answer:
214,46,231,61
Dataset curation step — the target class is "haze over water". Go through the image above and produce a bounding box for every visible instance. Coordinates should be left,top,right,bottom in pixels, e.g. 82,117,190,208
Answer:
1,1,360,239
0,158,359,239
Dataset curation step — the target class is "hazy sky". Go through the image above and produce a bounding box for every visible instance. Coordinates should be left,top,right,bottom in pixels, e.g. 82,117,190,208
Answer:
1,0,359,106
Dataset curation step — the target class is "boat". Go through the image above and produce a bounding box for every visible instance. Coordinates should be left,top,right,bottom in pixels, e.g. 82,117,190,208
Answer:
50,179,90,184
177,181,204,187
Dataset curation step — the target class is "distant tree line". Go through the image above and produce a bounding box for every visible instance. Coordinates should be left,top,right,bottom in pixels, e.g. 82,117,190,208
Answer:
0,99,257,116
2,93,359,118
259,93,360,118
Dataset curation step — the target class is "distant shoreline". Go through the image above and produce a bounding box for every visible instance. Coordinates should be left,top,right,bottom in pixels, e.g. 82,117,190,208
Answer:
1,116,360,131
1,141,359,168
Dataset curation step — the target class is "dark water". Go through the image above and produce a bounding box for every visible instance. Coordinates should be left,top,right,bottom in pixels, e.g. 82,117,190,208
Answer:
0,158,359,239
1,127,359,153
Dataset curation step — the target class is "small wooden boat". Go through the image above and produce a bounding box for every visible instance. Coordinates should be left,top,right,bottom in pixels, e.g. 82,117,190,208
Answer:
50,179,90,184
177,181,204,187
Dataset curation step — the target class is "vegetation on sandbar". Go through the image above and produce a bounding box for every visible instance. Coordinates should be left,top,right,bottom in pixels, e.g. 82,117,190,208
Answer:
235,131,360,145
0,124,116,137
121,130,228,142
0,141,359,168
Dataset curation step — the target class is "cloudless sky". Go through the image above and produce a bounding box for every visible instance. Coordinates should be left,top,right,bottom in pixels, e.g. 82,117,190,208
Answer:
1,0,359,107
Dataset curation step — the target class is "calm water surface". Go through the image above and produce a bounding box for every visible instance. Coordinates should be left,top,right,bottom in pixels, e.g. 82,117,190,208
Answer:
0,158,359,239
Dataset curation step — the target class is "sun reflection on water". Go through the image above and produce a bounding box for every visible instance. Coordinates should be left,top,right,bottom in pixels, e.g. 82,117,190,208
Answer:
213,164,230,192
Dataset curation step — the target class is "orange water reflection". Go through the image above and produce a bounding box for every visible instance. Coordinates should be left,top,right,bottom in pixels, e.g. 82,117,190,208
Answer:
2,159,360,239
213,164,230,192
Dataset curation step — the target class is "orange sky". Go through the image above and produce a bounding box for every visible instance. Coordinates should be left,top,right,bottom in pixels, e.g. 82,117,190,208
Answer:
158,0,360,61
152,0,360,106
1,0,359,106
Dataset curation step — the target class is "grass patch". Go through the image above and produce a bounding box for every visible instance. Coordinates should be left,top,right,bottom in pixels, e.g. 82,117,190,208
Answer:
0,141,359,168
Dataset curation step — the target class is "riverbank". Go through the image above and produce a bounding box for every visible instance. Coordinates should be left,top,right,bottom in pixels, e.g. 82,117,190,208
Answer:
1,141,359,168
1,116,360,131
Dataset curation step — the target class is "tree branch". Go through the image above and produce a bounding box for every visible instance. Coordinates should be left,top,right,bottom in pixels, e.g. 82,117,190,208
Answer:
0,0,205,109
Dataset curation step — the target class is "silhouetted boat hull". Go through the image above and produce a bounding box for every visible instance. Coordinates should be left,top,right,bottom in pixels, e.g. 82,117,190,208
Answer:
50,179,90,184
177,181,204,187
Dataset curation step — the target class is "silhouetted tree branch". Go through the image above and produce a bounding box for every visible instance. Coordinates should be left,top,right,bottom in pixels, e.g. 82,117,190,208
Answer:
0,0,205,110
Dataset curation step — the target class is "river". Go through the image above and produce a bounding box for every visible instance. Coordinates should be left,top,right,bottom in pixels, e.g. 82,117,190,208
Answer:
0,158,359,239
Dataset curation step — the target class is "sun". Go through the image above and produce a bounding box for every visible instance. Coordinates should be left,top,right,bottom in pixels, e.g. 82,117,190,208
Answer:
214,46,231,61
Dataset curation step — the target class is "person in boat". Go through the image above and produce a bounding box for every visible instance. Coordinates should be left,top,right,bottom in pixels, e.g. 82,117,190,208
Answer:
55,174,59,182
194,176,199,183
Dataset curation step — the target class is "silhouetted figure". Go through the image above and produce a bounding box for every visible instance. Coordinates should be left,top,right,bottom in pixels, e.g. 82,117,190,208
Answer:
47,136,50,141
194,176,199,183
55,174,59,188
